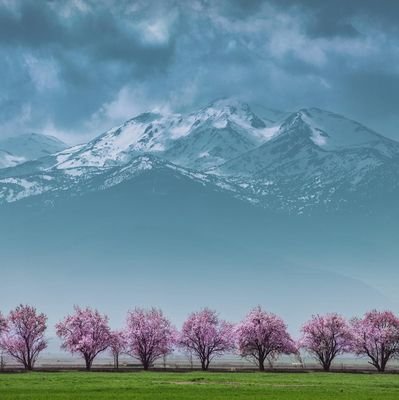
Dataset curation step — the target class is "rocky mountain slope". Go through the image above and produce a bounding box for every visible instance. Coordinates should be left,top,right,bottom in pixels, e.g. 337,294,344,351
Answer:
0,133,67,168
0,101,398,214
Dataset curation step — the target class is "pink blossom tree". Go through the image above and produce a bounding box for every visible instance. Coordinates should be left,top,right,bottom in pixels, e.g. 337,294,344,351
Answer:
0,312,6,333
179,308,235,370
56,306,112,370
109,330,126,369
236,307,296,371
350,310,399,372
0,305,47,370
125,308,176,370
300,313,352,371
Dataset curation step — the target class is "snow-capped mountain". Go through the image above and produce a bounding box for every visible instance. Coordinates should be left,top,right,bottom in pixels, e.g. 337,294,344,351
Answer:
0,133,67,168
212,108,399,212
47,99,280,172
163,99,280,170
216,108,399,176
0,154,250,205
0,101,398,214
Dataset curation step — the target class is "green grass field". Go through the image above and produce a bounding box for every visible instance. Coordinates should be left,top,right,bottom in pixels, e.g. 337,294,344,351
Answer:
0,371,398,399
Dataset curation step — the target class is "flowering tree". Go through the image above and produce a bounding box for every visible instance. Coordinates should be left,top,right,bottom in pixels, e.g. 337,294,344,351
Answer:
235,307,296,371
0,305,47,370
0,312,5,368
300,313,352,371
125,308,176,370
0,312,6,333
109,330,126,369
351,310,399,372
179,308,235,370
56,306,112,370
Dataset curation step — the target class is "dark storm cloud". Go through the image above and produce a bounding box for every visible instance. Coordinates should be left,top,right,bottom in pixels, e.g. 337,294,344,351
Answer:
0,0,398,142
210,0,265,19
0,2,63,46
265,0,399,37
0,1,175,68
0,0,178,140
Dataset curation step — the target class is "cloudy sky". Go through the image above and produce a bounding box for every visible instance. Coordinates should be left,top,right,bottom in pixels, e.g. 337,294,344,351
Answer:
1,0,399,143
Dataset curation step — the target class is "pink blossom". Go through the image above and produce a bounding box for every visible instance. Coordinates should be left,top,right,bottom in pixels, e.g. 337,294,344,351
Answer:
300,313,352,371
0,304,47,370
125,308,176,370
56,306,112,370
0,312,6,333
236,306,296,371
179,308,235,370
351,310,399,372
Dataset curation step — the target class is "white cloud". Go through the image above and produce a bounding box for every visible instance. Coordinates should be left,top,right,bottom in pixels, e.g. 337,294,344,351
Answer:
24,55,60,92
83,85,171,139
140,20,171,44
137,8,178,46
51,0,91,18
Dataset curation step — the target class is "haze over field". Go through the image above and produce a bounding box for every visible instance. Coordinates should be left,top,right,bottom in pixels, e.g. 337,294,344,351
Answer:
0,0,398,349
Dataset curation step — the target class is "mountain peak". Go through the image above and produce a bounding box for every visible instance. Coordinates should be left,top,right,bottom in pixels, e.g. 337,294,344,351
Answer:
277,107,396,153
0,133,68,168
197,98,268,132
129,112,163,124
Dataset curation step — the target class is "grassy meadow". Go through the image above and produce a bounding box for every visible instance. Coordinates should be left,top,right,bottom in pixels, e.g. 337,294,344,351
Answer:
0,371,399,399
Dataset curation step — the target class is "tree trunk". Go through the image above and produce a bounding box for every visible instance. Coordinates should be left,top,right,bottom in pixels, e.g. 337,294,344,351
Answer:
323,364,330,372
201,360,208,371
84,355,92,371
258,359,265,371
371,360,384,372
25,362,33,371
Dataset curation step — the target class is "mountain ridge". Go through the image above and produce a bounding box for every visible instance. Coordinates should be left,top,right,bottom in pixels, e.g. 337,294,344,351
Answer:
0,100,398,214
0,133,68,168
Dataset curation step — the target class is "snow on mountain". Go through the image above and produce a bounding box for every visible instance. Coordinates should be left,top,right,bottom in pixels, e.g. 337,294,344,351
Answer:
0,133,67,168
0,154,247,205
163,99,280,170
53,113,182,169
216,108,399,177
186,98,283,144
0,101,398,214
52,99,277,171
0,150,25,169
297,108,399,154
212,108,399,212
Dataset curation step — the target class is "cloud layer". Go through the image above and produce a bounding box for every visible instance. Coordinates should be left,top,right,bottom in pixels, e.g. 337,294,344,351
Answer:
1,0,398,143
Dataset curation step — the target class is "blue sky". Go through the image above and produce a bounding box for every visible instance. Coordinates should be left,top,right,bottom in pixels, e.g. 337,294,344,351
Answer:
1,0,399,143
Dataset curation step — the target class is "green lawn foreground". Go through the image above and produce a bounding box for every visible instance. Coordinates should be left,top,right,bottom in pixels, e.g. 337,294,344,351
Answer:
0,371,399,400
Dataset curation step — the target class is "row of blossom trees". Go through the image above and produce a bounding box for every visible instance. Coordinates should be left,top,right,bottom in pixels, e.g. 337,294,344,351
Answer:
1,305,399,372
